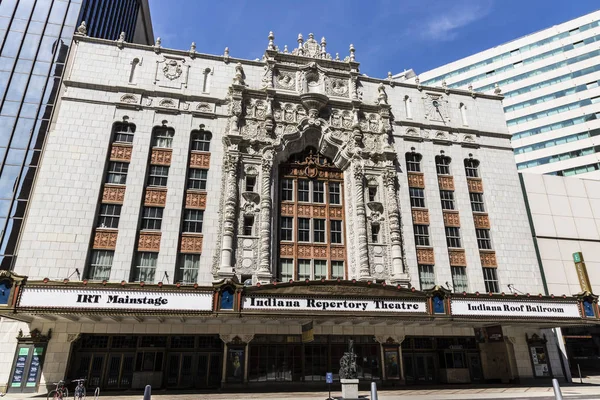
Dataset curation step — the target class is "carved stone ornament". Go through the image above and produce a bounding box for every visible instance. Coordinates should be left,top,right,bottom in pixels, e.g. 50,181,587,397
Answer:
119,94,137,104
292,33,332,60
163,59,183,80
196,102,213,113
276,71,296,90
158,98,176,108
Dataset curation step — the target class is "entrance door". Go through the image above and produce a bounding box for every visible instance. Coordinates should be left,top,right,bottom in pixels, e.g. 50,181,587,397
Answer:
404,354,437,384
467,353,483,382
166,353,195,389
195,353,222,388
70,353,106,388
105,353,134,389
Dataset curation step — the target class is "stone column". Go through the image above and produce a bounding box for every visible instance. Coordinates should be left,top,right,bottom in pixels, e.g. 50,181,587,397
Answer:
219,153,239,278
257,150,274,282
353,161,371,279
383,169,407,282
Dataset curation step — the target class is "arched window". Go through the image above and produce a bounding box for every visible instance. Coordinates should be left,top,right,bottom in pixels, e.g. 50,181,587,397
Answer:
405,152,422,172
459,102,468,126
129,58,140,83
277,148,346,281
435,155,451,175
152,126,174,148
464,158,480,178
112,122,136,143
404,95,413,119
191,130,212,152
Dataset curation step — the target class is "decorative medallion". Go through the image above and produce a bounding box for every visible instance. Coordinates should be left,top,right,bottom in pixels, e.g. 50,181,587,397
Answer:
163,59,183,80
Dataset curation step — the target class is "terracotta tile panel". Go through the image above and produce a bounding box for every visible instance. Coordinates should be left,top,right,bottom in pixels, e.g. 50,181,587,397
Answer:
438,176,455,191
480,251,497,267
189,152,210,168
443,211,461,227
138,232,161,251
110,144,132,161
330,246,346,260
93,230,118,250
180,234,203,253
329,206,343,219
102,185,125,204
280,244,294,257
186,191,207,209
449,249,467,267
407,172,425,188
416,247,435,265
281,203,295,216
151,148,172,166
473,213,490,229
145,188,167,207
467,177,484,193
412,209,430,225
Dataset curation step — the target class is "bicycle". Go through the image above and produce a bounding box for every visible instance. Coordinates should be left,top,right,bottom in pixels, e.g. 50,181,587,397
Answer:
72,378,86,400
47,380,68,400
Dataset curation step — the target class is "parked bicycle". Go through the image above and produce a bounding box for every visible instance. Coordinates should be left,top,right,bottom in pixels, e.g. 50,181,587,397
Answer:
72,378,100,400
47,380,68,400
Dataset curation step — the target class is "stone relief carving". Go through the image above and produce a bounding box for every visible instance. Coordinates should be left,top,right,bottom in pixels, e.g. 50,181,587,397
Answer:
275,71,296,90
163,59,182,80
154,57,189,89
119,94,137,104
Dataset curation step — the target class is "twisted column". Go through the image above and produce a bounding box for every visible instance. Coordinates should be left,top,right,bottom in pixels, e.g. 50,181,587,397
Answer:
258,151,274,279
383,169,406,278
353,161,371,279
219,152,240,277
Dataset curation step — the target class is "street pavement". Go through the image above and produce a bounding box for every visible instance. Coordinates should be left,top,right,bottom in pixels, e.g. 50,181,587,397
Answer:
4,381,600,400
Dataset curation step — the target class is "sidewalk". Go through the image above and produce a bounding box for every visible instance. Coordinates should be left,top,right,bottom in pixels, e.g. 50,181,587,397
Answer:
4,383,600,400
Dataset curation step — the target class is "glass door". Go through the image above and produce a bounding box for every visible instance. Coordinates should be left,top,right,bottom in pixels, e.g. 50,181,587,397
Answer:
207,353,222,388
467,353,483,382
8,344,46,393
414,354,437,384
105,353,134,389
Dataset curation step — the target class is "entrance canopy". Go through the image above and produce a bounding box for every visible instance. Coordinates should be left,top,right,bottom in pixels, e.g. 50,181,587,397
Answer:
0,271,598,328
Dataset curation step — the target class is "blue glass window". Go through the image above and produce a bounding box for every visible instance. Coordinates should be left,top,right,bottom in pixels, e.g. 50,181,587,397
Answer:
0,279,11,304
221,288,234,310
583,300,595,317
433,296,445,314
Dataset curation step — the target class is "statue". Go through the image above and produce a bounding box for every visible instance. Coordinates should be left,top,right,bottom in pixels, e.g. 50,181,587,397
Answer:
339,339,358,379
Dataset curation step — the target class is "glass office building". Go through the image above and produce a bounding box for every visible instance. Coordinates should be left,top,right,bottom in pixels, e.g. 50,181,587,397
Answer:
415,10,600,179
0,0,153,270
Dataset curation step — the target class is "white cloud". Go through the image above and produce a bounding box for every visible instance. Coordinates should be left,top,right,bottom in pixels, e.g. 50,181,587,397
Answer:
420,1,493,41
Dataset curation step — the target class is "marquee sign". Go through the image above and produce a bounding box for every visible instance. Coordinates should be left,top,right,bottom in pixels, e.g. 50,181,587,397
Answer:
243,296,427,313
18,287,213,312
451,299,581,319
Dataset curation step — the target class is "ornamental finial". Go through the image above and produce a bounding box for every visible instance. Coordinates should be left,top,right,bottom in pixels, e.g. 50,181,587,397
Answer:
189,42,197,57
320,36,327,58
76,21,87,36
154,37,161,53
283,44,289,54
349,43,355,62
223,47,230,63
297,33,304,46
267,31,275,51
116,31,125,49
494,83,502,95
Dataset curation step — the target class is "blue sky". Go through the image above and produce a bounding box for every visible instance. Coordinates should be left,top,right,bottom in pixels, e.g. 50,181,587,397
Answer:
148,0,599,78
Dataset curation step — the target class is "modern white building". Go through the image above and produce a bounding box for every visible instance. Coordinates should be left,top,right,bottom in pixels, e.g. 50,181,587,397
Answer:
415,10,600,179
0,29,597,395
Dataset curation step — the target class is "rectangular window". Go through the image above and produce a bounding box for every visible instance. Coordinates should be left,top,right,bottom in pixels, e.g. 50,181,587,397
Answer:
440,190,455,210
178,254,200,284
313,219,326,243
187,169,207,190
280,217,293,241
106,161,128,185
414,225,430,246
113,124,134,143
418,265,435,290
436,158,450,175
183,209,204,233
191,132,211,151
98,204,121,229
409,188,426,208
298,259,311,280
483,268,500,293
445,227,461,248
152,129,174,148
406,156,421,172
245,176,256,192
314,260,327,279
133,252,157,282
243,216,254,236
298,179,310,202
329,182,341,205
451,266,468,293
476,229,492,249
282,179,294,201
469,193,485,212
313,181,325,203
280,259,293,282
368,187,377,202
330,220,342,244
371,224,380,243
332,261,344,279
148,165,169,187
298,218,310,242
142,207,163,230
88,250,113,281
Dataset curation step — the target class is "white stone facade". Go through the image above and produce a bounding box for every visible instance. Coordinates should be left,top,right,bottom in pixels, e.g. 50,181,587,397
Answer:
0,33,573,394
